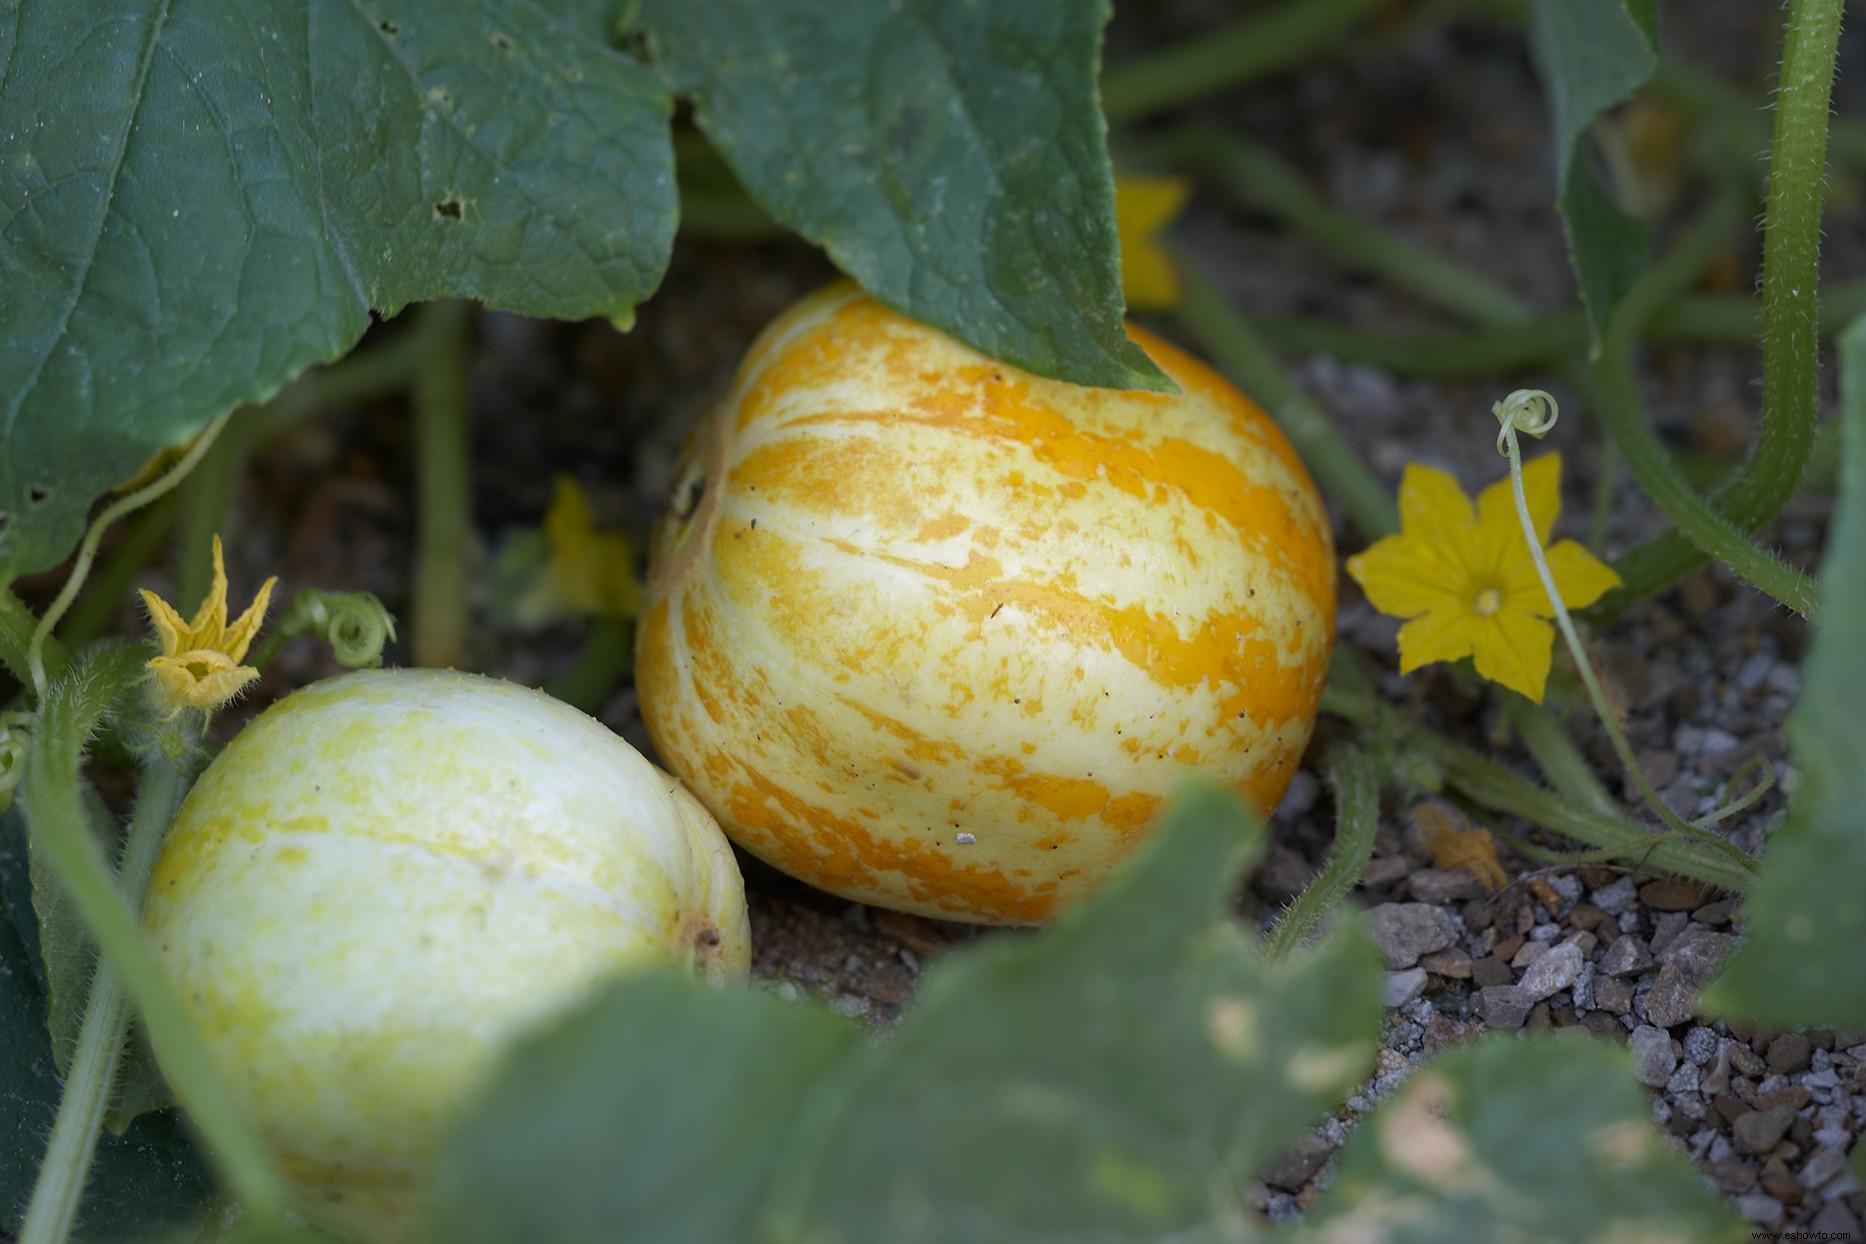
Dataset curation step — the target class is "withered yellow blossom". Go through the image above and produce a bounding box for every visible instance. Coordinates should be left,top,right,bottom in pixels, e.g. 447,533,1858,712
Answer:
1115,174,1192,310
139,536,277,711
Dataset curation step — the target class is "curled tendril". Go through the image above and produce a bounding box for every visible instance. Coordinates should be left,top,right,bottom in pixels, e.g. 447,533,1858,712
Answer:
0,711,31,816
1492,388,1560,456
251,590,399,670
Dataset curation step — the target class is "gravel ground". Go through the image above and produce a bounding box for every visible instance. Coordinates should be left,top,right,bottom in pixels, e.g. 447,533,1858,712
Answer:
25,1,1862,1234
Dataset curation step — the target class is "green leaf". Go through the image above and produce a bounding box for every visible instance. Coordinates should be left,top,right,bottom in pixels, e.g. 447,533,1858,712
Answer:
1302,1035,1743,1244
1530,0,1656,348
766,784,1383,1243
431,971,858,1244
635,0,1170,394
0,0,677,581
1,807,213,1239
1706,314,1866,1026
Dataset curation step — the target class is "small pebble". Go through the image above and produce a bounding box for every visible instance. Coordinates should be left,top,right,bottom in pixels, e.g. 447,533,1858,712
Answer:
1767,1032,1812,1076
1630,1025,1678,1087
1406,868,1485,904
1518,942,1583,1002
1477,984,1532,1029
1383,967,1429,1009
1658,928,1736,983
1733,1192,1784,1225
1733,1103,1797,1155
1641,963,1699,1028
1596,976,1635,1015
1591,877,1638,915
1599,935,1654,978
1418,947,1472,979
1364,903,1458,969
1470,955,1513,988
1639,878,1712,911
1511,941,1550,969
1799,1145,1851,1190
1682,1026,1719,1065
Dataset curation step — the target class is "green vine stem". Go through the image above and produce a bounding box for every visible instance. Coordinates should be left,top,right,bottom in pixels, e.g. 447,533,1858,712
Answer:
1242,282,1866,381
2,590,68,688
1584,191,1822,620
1323,653,1757,893
1100,0,1386,122
21,732,199,1244
55,495,181,651
19,648,287,1226
1264,745,1379,960
412,300,474,669
1504,698,1617,820
1604,0,1844,605
1494,390,1764,865
1173,259,1399,538
27,414,233,698
1153,127,1532,326
1417,729,1758,894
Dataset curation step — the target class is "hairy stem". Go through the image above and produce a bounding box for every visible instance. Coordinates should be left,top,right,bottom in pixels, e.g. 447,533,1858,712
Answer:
21,741,196,1244
1264,746,1380,959
1604,0,1845,604
1587,191,1822,619
20,649,287,1225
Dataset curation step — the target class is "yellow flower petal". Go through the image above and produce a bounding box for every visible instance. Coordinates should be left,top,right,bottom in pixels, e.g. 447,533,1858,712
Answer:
1397,606,1478,673
1542,539,1621,609
139,589,191,659
1468,609,1556,702
1347,534,1468,619
1116,175,1190,311
542,475,642,619
1397,463,1476,536
138,535,276,712
1477,452,1561,548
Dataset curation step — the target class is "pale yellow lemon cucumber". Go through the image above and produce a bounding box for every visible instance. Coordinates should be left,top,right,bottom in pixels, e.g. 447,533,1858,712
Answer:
144,667,750,1244
637,282,1335,925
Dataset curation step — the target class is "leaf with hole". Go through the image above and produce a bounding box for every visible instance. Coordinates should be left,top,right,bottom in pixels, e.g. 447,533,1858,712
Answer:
0,0,677,582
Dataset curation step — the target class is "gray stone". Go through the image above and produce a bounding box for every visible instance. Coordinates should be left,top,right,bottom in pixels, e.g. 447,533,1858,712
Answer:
1630,1025,1678,1087
1666,1062,1700,1096
1365,903,1458,969
1649,912,1690,956
1799,1146,1851,1190
1733,1193,1784,1225
1640,963,1699,1028
1591,876,1639,915
1518,942,1584,1002
1407,868,1485,904
1733,1104,1797,1155
1682,1026,1719,1065
1511,941,1550,970
1477,984,1532,1029
1809,1198,1863,1236
1599,935,1654,978
1658,928,1736,983
1383,967,1429,1009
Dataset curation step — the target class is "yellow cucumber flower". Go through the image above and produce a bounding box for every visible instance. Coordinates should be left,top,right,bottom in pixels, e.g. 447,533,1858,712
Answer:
1346,454,1620,702
542,475,642,620
1115,174,1191,310
139,536,277,712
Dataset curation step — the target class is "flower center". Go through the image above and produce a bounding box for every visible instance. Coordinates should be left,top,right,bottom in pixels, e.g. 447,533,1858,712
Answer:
1472,587,1504,617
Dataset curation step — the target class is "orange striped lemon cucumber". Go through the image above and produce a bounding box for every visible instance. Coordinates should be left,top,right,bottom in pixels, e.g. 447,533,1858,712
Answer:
637,282,1335,925
143,668,749,1244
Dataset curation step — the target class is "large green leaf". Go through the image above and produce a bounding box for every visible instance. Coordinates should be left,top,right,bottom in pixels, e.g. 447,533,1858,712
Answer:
1529,0,1655,348
0,807,213,1239
430,971,858,1244
634,0,1170,394
766,785,1382,1243
1706,314,1866,1026
1302,1035,1742,1244
0,0,677,582
431,786,1382,1243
